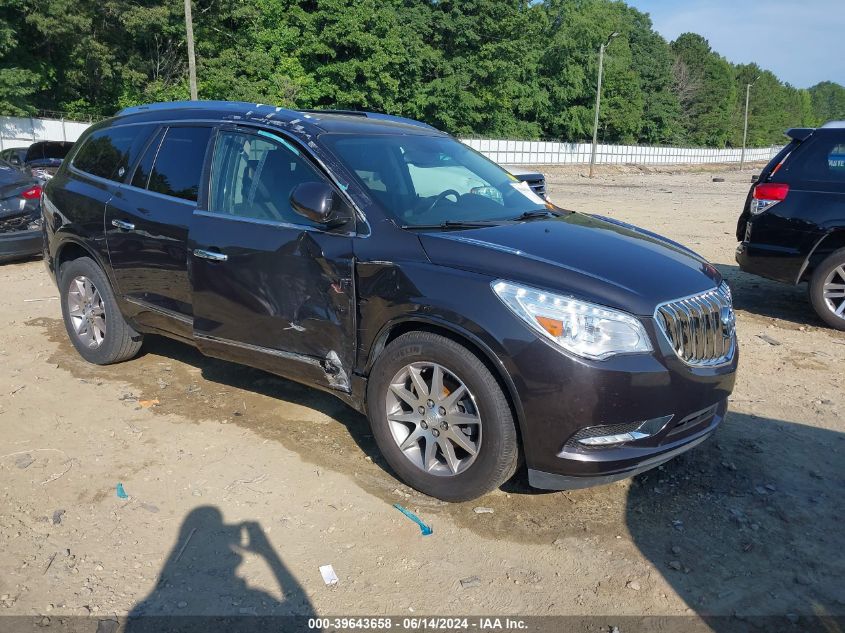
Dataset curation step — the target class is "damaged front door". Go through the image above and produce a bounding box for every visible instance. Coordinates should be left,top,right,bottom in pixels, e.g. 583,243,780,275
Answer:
188,127,355,392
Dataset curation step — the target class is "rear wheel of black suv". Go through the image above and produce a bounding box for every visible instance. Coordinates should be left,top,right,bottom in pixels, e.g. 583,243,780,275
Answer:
59,257,144,364
809,248,845,331
366,331,519,501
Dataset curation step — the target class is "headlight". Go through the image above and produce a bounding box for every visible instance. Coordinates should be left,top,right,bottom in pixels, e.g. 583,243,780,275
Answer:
492,281,652,360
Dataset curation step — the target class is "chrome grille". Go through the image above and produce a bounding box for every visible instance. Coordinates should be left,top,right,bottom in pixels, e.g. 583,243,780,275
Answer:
655,283,735,366
525,177,546,199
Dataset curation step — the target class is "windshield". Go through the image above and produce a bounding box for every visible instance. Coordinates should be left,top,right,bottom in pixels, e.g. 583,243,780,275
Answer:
323,134,549,226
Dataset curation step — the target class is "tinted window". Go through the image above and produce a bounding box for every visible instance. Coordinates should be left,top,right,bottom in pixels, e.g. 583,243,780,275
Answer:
131,128,165,190
73,126,153,181
792,132,845,183
146,126,211,201
209,131,322,226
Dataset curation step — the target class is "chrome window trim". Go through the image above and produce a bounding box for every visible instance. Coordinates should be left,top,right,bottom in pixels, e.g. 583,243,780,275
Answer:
69,118,372,236
192,209,356,236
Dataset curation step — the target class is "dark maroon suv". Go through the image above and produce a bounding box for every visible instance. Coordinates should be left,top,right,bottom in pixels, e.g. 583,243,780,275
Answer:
43,101,737,501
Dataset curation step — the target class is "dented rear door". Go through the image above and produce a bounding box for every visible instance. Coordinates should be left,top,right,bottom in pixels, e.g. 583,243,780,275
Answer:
188,126,356,393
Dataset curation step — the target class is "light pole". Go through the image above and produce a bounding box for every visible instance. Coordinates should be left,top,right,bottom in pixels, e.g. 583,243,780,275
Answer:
739,75,760,170
589,31,619,178
184,0,198,100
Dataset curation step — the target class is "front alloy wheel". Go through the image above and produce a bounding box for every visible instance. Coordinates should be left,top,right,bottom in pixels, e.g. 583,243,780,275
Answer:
386,362,482,476
367,331,519,501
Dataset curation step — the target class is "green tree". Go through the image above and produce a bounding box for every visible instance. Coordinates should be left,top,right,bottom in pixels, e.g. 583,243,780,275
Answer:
809,81,845,124
541,0,647,143
0,0,842,147
670,33,736,146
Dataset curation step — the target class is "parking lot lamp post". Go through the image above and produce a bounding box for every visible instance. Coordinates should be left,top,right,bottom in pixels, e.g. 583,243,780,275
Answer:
740,75,760,170
589,32,619,178
184,0,198,100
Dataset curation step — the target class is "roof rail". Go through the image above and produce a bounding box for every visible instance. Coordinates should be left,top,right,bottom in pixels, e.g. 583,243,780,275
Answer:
116,100,297,117
298,109,439,131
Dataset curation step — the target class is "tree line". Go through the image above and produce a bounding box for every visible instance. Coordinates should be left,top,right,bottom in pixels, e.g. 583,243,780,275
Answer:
1,0,844,147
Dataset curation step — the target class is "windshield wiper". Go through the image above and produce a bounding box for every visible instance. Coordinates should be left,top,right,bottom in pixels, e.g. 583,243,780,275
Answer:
511,209,562,221
401,220,506,230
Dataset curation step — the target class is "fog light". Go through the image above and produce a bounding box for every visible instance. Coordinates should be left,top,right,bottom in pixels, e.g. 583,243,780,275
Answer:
575,414,673,448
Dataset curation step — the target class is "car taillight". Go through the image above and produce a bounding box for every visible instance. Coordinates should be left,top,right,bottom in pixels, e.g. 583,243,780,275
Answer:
750,182,789,215
21,185,42,200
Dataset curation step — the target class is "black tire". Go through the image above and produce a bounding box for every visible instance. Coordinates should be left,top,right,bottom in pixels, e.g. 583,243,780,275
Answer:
58,256,143,364
366,331,519,501
809,248,845,331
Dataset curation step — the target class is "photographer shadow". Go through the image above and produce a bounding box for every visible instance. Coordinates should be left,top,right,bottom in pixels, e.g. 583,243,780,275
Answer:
126,506,315,632
625,412,845,630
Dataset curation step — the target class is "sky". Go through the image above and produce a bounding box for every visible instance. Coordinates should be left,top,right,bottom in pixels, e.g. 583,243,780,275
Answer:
626,0,844,89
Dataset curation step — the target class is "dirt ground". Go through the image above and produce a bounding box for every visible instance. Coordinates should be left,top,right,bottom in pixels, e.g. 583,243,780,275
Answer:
1,165,843,629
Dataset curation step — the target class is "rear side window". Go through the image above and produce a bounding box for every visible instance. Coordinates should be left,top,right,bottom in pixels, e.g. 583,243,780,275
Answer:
145,126,211,201
131,129,166,190
790,131,845,183
73,126,153,181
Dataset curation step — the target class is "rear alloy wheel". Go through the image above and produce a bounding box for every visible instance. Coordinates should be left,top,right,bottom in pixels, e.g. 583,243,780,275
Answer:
810,248,845,331
367,331,518,501
66,275,107,349
59,256,143,364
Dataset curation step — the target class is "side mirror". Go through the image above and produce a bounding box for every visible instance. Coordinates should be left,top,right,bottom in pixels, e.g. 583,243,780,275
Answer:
290,181,352,228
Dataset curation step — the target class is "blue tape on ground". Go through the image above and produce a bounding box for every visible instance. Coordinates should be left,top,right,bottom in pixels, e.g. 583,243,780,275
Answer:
393,503,433,536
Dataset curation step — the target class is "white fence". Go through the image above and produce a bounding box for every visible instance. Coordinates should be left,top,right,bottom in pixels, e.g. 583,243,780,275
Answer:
461,138,781,166
1,115,781,166
0,115,91,150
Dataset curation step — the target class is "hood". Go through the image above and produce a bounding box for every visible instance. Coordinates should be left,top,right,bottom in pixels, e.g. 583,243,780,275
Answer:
417,213,722,316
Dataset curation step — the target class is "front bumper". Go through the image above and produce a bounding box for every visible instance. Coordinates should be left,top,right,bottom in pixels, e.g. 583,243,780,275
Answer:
528,400,724,490
496,318,737,489
0,229,42,262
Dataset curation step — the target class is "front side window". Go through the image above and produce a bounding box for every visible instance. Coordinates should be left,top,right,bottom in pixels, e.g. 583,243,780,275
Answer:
145,126,212,201
73,126,152,181
208,130,323,226
323,134,548,226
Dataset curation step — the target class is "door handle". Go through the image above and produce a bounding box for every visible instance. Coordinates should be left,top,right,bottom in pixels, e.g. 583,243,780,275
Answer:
193,248,228,262
111,219,135,231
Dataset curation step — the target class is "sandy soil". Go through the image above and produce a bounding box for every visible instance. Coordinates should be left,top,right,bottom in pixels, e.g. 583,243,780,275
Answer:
0,165,843,628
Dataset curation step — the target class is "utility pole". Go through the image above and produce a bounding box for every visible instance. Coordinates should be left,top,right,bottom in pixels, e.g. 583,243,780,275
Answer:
740,75,760,170
184,0,198,100
589,32,619,178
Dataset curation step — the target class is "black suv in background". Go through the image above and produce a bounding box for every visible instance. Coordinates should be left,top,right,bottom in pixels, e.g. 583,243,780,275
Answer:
736,122,845,329
43,101,737,501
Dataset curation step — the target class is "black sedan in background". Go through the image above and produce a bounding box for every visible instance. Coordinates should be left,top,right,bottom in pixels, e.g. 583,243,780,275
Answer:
0,159,42,262
1,140,74,183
